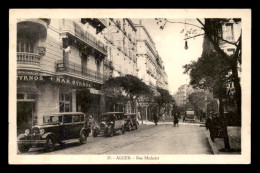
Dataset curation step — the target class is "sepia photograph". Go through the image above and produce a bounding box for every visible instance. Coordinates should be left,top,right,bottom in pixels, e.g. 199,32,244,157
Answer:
9,9,251,164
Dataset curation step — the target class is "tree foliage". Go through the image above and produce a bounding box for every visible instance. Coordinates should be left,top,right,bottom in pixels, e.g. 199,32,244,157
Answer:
101,74,152,112
154,87,175,116
155,18,241,116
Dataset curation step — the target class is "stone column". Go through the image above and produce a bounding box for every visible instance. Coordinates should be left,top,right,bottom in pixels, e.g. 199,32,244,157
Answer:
71,89,77,112
100,94,106,113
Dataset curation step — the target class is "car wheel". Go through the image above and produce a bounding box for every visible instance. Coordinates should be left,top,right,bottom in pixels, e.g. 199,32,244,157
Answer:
44,136,55,152
107,127,114,137
128,125,132,131
93,130,98,137
80,131,87,144
18,144,30,153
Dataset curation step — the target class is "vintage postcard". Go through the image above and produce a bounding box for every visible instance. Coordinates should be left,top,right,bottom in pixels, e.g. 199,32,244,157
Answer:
9,9,251,164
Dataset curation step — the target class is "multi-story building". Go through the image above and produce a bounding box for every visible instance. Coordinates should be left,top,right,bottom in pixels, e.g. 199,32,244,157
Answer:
134,20,169,119
102,18,138,113
16,18,107,134
16,18,170,133
202,19,241,114
174,84,194,106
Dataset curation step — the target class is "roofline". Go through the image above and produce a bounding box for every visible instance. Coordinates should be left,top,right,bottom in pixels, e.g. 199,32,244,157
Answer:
135,24,155,46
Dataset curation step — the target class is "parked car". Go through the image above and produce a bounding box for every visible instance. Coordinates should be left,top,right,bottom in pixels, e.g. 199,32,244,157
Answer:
124,113,139,131
183,111,196,123
92,112,125,137
17,112,90,153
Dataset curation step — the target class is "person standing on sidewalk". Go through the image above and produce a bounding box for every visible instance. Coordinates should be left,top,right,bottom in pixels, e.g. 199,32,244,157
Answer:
153,113,158,126
206,112,215,142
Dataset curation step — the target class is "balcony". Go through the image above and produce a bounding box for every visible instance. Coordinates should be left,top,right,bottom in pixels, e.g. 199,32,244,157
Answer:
17,52,41,71
81,18,107,34
60,19,107,56
17,18,51,32
104,60,114,70
56,60,103,83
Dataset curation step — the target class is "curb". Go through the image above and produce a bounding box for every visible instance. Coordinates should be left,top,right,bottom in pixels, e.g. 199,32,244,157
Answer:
202,128,220,154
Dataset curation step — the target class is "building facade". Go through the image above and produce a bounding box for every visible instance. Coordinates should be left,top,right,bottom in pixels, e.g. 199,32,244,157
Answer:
17,18,107,134
16,18,170,134
173,84,194,107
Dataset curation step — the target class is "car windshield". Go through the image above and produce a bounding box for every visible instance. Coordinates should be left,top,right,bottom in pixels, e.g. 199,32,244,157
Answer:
101,115,113,121
42,115,62,124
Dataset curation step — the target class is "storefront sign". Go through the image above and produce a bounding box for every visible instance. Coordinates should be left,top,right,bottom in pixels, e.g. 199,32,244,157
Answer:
17,75,101,89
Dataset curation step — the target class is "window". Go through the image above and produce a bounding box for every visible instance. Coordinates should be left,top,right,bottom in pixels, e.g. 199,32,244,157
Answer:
17,93,24,99
73,115,80,122
59,93,71,112
43,116,63,124
64,115,72,123
225,23,234,39
17,40,34,53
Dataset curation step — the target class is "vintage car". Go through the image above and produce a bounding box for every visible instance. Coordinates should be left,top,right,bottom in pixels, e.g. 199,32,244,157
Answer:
17,112,90,153
92,112,125,137
183,111,196,123
124,113,139,131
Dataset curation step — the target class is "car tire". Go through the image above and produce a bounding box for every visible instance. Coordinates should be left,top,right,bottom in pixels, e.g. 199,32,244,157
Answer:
128,125,132,131
18,144,30,153
44,136,55,152
93,130,98,137
80,131,87,144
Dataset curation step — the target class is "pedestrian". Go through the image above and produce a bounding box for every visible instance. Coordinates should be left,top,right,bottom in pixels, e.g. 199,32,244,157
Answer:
208,112,216,142
173,113,179,127
153,113,158,126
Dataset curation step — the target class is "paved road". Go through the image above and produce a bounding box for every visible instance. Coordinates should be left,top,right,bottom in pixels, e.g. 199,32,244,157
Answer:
19,122,213,155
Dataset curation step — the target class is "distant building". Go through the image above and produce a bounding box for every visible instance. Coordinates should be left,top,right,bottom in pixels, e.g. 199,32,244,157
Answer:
173,84,194,107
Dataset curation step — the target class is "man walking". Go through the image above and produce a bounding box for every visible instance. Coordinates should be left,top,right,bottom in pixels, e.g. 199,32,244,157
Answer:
153,113,158,126
173,112,179,127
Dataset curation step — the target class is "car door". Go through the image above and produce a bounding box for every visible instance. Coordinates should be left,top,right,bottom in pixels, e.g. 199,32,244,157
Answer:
58,115,66,141
72,114,83,138
63,114,73,139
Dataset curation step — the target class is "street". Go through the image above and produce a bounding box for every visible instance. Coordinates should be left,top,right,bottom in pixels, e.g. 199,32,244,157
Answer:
20,122,213,155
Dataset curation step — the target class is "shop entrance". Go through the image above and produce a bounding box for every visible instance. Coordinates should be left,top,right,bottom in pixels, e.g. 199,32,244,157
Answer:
17,101,35,135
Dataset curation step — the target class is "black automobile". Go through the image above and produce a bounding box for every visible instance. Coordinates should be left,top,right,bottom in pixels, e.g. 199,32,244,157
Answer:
124,113,138,131
92,112,125,137
17,112,90,153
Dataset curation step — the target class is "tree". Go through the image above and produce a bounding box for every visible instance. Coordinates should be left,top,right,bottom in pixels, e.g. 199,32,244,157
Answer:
154,87,175,117
101,76,129,112
155,18,241,117
101,74,152,121
183,51,234,151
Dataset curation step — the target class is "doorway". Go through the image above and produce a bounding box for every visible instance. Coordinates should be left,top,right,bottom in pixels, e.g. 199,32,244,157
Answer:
17,101,35,135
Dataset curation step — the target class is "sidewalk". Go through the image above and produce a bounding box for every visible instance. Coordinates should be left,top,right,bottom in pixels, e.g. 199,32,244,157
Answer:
202,126,241,154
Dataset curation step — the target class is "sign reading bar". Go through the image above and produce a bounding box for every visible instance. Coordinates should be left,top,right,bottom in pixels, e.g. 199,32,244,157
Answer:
17,75,101,89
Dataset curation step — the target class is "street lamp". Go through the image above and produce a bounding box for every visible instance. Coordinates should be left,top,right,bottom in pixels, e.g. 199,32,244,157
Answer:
184,40,188,49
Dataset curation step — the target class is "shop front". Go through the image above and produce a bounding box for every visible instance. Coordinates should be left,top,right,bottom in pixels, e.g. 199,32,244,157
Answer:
16,71,102,135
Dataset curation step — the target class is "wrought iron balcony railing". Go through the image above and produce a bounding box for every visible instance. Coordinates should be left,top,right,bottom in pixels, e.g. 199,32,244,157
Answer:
17,52,41,65
60,19,107,55
56,60,103,82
